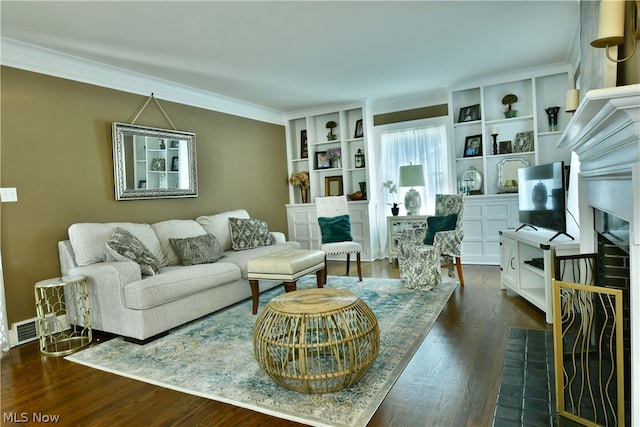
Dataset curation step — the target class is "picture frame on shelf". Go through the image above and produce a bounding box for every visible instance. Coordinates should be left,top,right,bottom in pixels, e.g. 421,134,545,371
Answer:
513,131,534,153
315,151,330,169
458,104,480,123
463,135,482,157
354,119,364,138
300,130,308,158
171,156,179,172
139,180,146,189
499,140,512,154
150,158,165,171
325,176,344,196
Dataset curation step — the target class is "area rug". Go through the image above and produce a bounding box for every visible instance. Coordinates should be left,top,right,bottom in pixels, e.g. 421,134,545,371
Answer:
66,275,457,427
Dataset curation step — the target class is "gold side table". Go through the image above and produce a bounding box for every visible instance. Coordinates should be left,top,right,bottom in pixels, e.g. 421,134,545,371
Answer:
34,275,91,356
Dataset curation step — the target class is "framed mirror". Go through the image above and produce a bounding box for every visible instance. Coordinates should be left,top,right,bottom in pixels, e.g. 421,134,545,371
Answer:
497,157,529,192
112,122,198,200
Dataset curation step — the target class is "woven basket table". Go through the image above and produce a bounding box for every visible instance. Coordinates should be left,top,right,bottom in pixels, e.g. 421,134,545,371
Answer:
253,288,379,394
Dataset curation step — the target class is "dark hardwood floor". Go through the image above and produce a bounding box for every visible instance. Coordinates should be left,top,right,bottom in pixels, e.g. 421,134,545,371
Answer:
1,260,551,426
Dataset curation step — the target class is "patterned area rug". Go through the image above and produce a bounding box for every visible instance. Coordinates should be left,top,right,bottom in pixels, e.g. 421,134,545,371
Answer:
66,275,457,427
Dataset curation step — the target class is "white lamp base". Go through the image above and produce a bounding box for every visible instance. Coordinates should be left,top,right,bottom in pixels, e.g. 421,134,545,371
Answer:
404,189,421,215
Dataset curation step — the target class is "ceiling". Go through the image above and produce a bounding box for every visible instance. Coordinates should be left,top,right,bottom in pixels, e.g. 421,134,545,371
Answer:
1,1,580,114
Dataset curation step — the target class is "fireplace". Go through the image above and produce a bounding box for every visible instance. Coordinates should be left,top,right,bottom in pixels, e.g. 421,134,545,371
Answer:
557,84,640,425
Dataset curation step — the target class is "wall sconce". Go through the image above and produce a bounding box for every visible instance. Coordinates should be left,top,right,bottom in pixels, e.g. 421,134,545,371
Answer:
591,0,640,63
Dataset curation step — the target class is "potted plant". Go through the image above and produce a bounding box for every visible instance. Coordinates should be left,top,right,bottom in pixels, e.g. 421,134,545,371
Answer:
502,94,518,118
289,171,310,203
326,121,337,140
325,147,342,168
382,179,401,215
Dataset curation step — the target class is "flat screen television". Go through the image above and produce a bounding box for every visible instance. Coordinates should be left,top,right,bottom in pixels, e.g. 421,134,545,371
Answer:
517,161,573,241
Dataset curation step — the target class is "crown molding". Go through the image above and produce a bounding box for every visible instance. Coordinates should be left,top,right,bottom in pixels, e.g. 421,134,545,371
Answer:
0,38,285,125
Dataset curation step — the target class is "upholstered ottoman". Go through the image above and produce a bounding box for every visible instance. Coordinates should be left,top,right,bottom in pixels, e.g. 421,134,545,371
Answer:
253,288,380,393
247,249,326,314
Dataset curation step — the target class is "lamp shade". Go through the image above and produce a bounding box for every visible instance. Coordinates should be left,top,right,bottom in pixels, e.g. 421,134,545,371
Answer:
591,0,626,48
399,164,425,187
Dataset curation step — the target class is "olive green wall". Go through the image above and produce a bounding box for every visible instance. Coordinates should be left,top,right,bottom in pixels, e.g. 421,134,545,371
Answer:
1,66,288,326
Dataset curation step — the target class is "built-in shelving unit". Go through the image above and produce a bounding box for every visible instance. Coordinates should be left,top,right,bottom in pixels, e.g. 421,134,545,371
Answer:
284,103,380,261
285,104,369,203
449,64,575,264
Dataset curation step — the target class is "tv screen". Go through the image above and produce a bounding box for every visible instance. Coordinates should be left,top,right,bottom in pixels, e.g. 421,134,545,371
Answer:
517,161,569,239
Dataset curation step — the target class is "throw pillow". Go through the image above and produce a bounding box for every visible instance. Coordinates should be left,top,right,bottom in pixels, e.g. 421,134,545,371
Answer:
169,234,224,266
423,213,458,245
106,228,161,276
229,218,276,250
318,214,353,244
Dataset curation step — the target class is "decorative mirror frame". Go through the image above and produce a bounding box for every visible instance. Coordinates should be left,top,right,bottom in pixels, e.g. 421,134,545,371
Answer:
497,157,529,192
112,122,198,200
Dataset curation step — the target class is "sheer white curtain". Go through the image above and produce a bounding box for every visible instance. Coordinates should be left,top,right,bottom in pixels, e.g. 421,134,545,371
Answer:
377,123,449,254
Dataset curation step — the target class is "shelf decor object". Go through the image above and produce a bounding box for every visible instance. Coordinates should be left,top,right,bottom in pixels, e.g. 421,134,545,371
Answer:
458,104,480,123
289,171,310,203
462,167,482,195
355,148,365,168
497,157,529,193
326,121,337,140
490,127,499,155
502,93,518,118
545,106,561,131
399,163,425,215
513,131,534,153
463,134,483,157
354,119,364,138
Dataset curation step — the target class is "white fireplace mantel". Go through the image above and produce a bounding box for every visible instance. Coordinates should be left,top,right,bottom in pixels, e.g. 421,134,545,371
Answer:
557,83,640,425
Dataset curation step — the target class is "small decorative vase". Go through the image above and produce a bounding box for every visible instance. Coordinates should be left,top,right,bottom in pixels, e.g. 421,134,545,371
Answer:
504,110,518,119
300,187,308,203
545,106,560,131
331,158,341,168
391,204,400,216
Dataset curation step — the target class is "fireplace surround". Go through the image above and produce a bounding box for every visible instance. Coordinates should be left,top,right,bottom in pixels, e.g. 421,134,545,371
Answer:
557,84,639,425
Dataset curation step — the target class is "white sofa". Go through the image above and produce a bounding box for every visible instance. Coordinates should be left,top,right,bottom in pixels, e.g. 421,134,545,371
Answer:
58,209,300,343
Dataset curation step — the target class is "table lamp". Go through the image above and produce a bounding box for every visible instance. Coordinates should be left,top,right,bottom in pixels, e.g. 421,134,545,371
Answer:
399,163,425,215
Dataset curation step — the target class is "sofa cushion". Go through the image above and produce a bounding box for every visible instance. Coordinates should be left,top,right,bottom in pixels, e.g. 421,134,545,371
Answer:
195,209,250,251
169,234,224,266
106,228,162,276
123,262,242,309
151,220,207,266
229,217,276,250
69,222,165,267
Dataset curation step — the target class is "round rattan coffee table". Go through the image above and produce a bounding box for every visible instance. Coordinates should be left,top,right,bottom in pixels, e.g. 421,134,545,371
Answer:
253,288,379,394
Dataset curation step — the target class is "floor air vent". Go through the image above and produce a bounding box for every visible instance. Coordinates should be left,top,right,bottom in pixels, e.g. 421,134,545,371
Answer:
13,318,38,345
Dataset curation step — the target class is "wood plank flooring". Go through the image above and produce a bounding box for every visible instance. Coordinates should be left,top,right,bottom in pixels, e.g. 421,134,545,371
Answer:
1,261,551,426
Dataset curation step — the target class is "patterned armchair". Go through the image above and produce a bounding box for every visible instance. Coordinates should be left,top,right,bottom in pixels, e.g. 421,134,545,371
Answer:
397,194,465,290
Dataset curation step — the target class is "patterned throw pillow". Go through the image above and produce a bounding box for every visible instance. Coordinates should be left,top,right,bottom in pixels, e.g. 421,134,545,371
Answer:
106,228,161,276
169,234,224,266
228,218,275,250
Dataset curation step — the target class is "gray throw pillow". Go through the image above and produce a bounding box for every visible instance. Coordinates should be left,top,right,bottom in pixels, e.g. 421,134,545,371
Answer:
169,234,224,266
106,228,161,276
229,217,275,250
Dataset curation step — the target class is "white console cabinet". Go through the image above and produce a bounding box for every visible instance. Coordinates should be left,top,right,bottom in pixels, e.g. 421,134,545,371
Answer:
499,228,579,323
